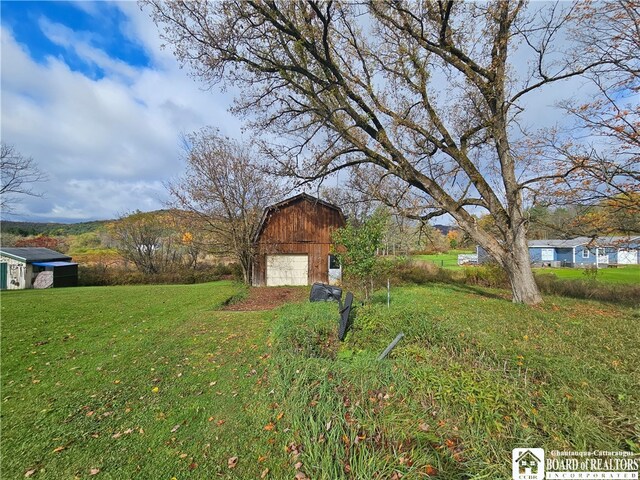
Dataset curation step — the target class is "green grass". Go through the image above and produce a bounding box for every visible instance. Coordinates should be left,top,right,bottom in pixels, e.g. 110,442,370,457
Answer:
534,265,640,284
2,281,639,479
415,251,639,285
413,250,475,270
269,285,640,479
1,282,289,479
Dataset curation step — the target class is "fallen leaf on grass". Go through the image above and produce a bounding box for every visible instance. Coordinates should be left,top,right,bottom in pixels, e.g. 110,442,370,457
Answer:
418,422,430,432
294,472,308,480
261,468,269,478
264,422,275,431
171,424,181,433
179,453,188,459
53,446,65,453
294,461,303,470
425,465,438,476
89,468,100,475
24,469,36,478
152,387,159,393
257,455,267,463
276,412,284,421
112,432,122,439
216,420,225,426
188,462,197,470
228,456,238,469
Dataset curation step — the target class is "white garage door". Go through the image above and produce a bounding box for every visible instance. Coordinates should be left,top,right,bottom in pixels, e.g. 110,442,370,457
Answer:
618,249,638,265
266,254,309,286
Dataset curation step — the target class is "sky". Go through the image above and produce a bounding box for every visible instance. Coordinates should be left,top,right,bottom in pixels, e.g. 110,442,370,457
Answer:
1,0,244,223
0,1,596,224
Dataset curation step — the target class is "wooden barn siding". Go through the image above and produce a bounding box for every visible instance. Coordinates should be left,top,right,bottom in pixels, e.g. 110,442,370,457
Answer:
253,200,345,286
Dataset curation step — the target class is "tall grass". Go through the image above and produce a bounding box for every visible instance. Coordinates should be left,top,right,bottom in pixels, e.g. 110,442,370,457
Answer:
392,258,639,306
268,287,639,478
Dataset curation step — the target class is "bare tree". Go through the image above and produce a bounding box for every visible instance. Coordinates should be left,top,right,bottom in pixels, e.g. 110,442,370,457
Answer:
110,210,181,274
1,143,47,215
528,0,639,210
166,128,282,284
143,1,631,304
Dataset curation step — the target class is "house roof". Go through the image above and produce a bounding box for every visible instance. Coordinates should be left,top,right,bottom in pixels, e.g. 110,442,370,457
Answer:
528,236,640,248
516,450,541,463
0,247,72,263
253,192,345,242
528,238,590,248
32,261,78,267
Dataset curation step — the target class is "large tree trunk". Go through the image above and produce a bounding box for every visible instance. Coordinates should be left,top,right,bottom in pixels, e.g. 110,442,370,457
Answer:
501,232,543,305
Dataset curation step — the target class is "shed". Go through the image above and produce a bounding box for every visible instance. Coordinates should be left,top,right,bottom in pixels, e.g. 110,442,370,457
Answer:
0,247,78,290
252,193,346,286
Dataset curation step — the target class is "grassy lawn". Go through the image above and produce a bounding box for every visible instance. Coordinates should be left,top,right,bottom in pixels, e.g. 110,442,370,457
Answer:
2,281,638,479
1,282,289,479
413,250,474,270
534,265,640,284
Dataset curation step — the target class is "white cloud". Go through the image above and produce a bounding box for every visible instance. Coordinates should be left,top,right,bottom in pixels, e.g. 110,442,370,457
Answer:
0,8,242,223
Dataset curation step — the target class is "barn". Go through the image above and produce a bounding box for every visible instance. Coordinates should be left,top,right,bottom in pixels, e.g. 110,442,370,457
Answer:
0,247,78,290
252,193,346,286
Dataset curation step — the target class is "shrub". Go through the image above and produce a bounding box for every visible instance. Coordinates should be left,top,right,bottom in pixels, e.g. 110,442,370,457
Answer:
535,273,640,307
78,263,239,286
462,263,510,288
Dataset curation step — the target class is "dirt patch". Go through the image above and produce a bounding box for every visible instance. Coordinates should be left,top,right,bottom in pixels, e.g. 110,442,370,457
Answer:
223,287,309,311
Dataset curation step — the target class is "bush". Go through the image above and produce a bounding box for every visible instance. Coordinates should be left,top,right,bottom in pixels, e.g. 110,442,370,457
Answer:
462,263,510,288
535,273,640,307
78,263,240,286
389,258,456,285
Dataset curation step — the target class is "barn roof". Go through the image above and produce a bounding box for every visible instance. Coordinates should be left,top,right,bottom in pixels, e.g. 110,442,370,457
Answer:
0,247,72,263
253,192,345,242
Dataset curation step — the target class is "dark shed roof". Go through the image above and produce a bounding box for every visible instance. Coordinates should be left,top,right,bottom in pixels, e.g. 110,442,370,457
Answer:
0,248,72,263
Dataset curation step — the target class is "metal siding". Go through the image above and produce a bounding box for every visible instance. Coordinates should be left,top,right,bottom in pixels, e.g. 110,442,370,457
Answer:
575,245,596,265
476,246,493,264
556,248,573,263
529,247,543,263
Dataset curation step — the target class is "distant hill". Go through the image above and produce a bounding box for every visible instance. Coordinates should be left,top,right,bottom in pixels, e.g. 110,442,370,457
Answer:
1,219,112,236
432,224,456,235
1,210,175,237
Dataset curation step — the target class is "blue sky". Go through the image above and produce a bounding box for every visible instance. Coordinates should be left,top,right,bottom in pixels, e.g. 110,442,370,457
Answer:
1,0,242,222
1,1,596,224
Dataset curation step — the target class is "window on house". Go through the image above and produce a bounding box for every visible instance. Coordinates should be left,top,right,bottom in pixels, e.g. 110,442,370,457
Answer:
329,254,340,269
541,248,554,261
582,249,590,259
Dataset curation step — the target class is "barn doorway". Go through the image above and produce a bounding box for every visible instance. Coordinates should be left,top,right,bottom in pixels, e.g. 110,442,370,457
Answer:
266,254,309,286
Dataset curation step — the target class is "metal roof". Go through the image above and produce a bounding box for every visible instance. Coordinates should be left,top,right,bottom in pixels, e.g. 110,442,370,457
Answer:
528,238,590,248
32,261,78,267
528,236,640,248
0,248,72,263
